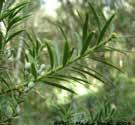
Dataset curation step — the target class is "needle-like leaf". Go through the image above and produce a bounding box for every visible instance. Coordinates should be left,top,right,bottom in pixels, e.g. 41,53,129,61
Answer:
58,25,68,42
42,80,76,94
81,31,95,55
45,42,54,69
89,3,101,31
6,30,24,43
91,57,124,73
63,41,69,66
72,66,109,85
54,74,90,85
31,63,37,79
53,44,61,66
97,14,115,45
82,13,89,42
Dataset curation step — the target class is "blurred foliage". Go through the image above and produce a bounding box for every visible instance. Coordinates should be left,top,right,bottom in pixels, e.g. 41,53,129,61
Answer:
0,0,135,125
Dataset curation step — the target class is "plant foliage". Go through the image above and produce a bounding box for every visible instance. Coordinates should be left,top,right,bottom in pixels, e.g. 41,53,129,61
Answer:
0,1,123,124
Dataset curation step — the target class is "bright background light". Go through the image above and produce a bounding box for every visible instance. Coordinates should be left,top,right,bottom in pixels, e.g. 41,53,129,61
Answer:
42,0,59,17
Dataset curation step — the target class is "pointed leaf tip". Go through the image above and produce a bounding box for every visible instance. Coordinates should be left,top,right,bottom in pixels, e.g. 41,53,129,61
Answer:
97,13,115,45
63,41,69,66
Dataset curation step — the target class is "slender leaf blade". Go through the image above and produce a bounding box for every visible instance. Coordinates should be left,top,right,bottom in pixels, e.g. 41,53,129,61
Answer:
63,41,69,66
31,63,37,79
89,3,101,31
82,13,89,42
72,67,109,85
91,57,124,73
58,25,68,42
81,31,95,55
6,30,24,42
97,14,115,44
45,42,54,69
42,80,76,94
54,74,90,85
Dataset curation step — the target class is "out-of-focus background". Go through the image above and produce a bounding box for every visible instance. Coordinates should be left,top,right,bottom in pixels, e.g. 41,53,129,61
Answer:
1,0,135,124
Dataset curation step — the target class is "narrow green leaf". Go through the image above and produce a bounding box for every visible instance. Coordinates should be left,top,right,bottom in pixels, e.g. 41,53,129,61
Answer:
0,2,28,20
105,46,127,55
58,25,68,42
0,32,4,50
7,15,29,31
54,43,61,66
54,74,90,85
32,32,41,55
104,102,108,117
26,32,39,58
76,63,113,85
45,42,54,69
0,77,10,88
76,63,104,77
8,5,25,19
89,3,101,31
69,68,87,79
81,31,95,55
0,0,4,13
63,41,69,66
51,45,59,67
48,76,69,83
72,67,109,85
26,32,35,47
42,80,76,94
109,108,115,117
0,11,11,21
82,13,89,42
6,30,24,43
91,57,124,73
68,48,74,60
31,63,37,79
10,2,28,12
11,6,25,18
97,14,115,44
76,10,83,25
35,38,40,55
